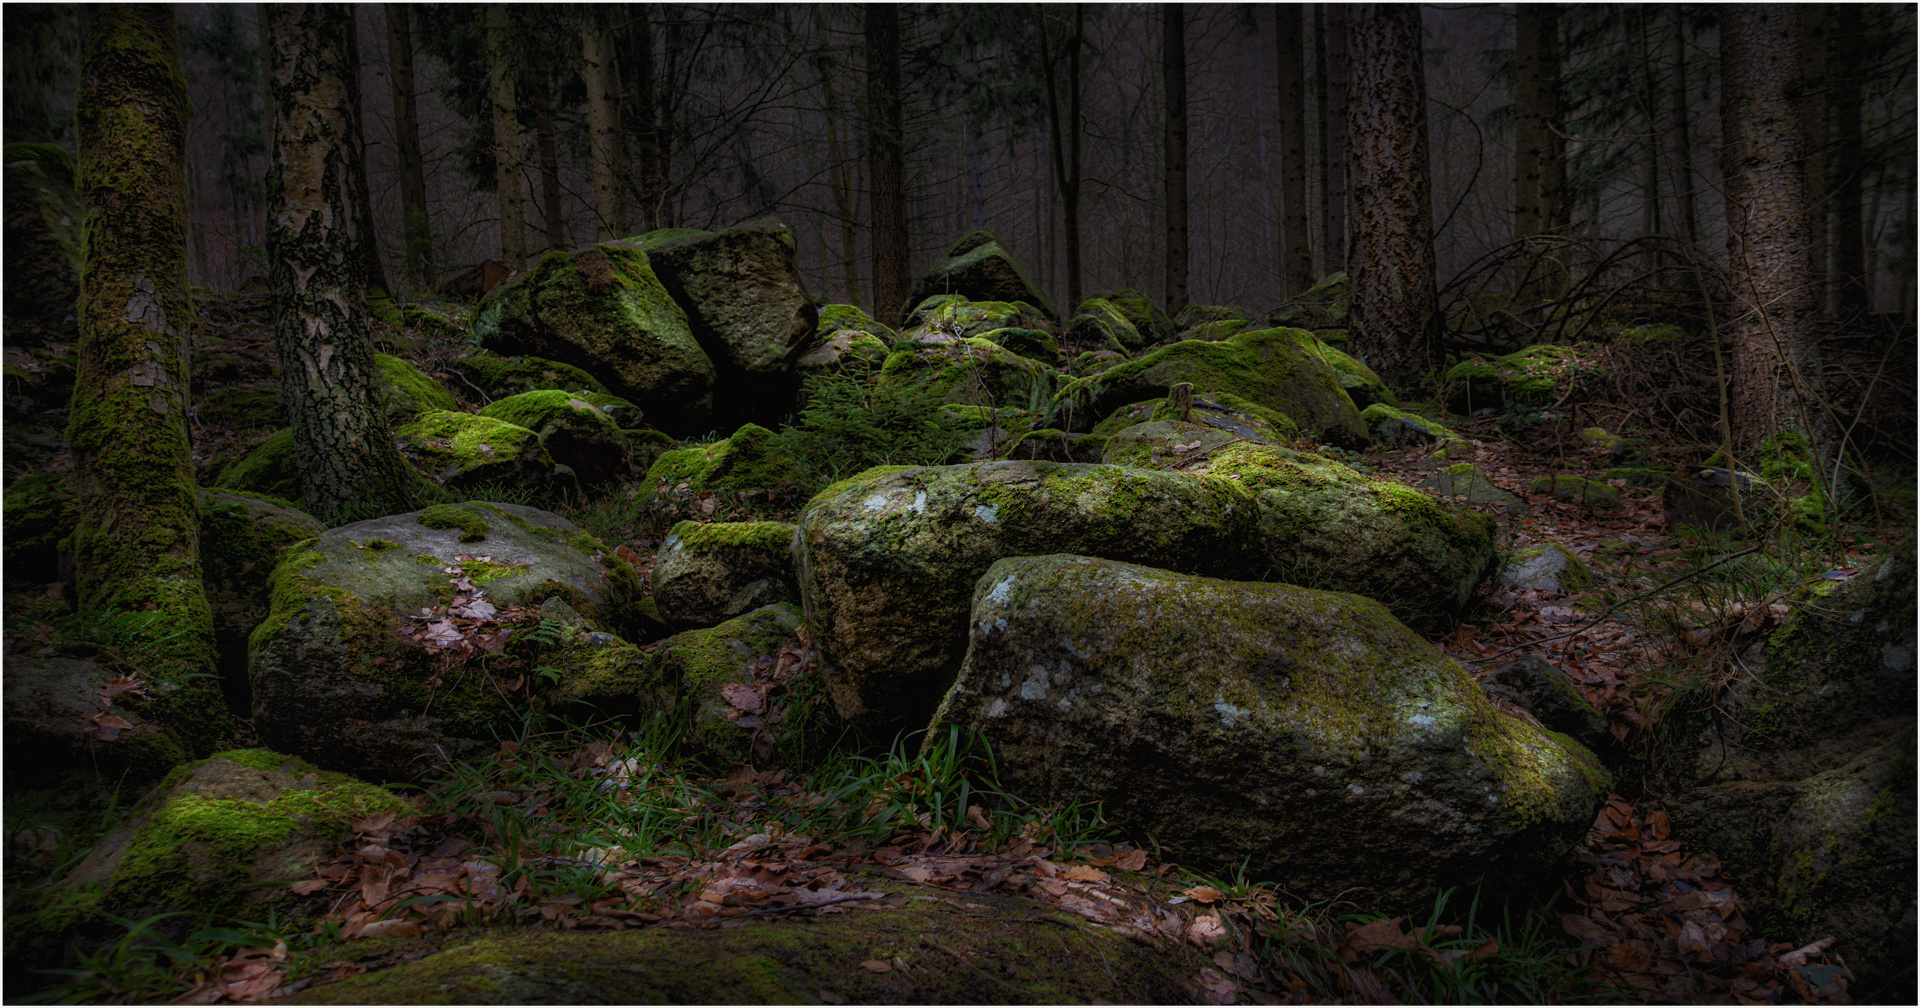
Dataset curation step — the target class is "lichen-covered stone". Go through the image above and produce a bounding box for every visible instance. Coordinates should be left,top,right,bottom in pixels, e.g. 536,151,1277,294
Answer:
1172,304,1253,331
976,326,1058,364
811,303,896,344
3,142,83,341
1099,420,1239,469
249,503,644,780
1284,330,1395,409
1090,288,1177,344
4,749,403,973
1418,463,1529,516
1071,298,1143,350
372,353,455,426
797,456,1495,736
472,241,713,433
1173,317,1251,342
905,298,1051,343
1055,327,1368,448
1263,272,1348,330
1443,344,1605,413
1091,390,1298,446
1530,474,1621,509
395,410,563,492
3,654,185,793
444,352,609,401
200,489,326,708
794,328,889,384
876,337,1057,410
1498,543,1591,594
1061,311,1129,354
634,424,812,518
640,220,816,375
1661,466,1779,532
1069,349,1126,377
1363,404,1456,446
477,390,633,486
1480,655,1611,759
937,554,1605,906
905,230,1059,322
652,520,798,630
212,429,304,505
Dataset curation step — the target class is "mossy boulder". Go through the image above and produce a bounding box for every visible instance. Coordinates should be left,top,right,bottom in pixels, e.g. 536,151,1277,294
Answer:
1417,463,1530,516
1061,310,1130,354
212,429,303,505
249,503,644,780
1263,272,1348,331
796,455,1496,736
444,352,609,401
1055,327,1368,448
811,303,896,344
1479,656,1612,761
794,328,890,384
976,326,1059,364
4,749,404,975
1363,404,1457,447
1529,474,1621,510
905,229,1059,322
1661,466,1780,532
472,241,713,433
1099,420,1239,470
876,337,1057,410
1071,298,1144,350
200,489,327,710
1443,344,1605,413
3,142,83,341
937,554,1605,906
1498,543,1592,594
906,297,1050,342
477,390,635,487
372,353,456,425
1173,317,1251,342
652,520,798,631
1603,465,1671,488
3,471,77,589
1172,304,1252,331
1069,349,1126,376
1091,389,1298,446
396,410,564,492
3,654,185,794
1090,288,1177,344
1285,330,1395,409
995,427,1099,463
634,424,813,518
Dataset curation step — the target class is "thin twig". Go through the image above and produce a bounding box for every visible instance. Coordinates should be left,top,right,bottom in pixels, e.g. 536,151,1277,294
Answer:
1479,546,1763,662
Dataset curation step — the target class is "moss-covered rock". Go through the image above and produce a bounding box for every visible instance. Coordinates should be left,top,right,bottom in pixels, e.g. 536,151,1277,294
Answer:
1071,298,1144,350
477,390,633,486
1069,349,1126,377
472,241,713,433
249,503,644,780
1090,288,1177,344
200,489,326,710
4,749,404,974
1479,655,1611,761
1263,272,1348,331
634,424,813,518
372,353,456,426
212,429,304,505
1603,465,1672,488
3,654,185,794
1091,389,1298,446
3,142,83,341
1173,317,1251,342
794,328,890,385
1171,304,1252,332
905,297,1051,343
1284,330,1396,409
1099,420,1239,469
3,471,77,589
396,410,564,492
1363,403,1456,447
1660,466,1779,532
797,455,1496,736
1529,474,1621,510
1055,327,1368,448
995,427,1100,463
652,520,798,631
905,229,1059,322
444,352,609,401
1443,344,1605,413
1061,310,1130,354
876,337,1057,410
810,303,896,344
1417,463,1530,516
1498,543,1592,594
938,554,1605,906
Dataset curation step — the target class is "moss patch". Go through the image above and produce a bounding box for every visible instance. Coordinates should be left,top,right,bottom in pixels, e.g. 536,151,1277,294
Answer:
417,504,488,542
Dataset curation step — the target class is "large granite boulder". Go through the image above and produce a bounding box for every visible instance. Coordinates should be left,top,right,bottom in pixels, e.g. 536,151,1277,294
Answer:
876,337,1058,409
477,390,637,486
249,502,644,780
1089,288,1178,344
1055,327,1369,448
905,230,1059,322
651,520,798,631
1263,272,1348,331
937,554,1606,906
796,454,1496,737
200,489,327,709
395,411,566,492
472,242,713,434
1657,542,1916,1000
904,297,1051,342
3,142,82,341
444,352,608,401
3,654,185,792
372,353,456,426
633,423,813,522
1070,298,1145,350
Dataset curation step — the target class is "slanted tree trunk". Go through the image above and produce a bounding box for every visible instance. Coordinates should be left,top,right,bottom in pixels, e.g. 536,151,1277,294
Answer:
266,2,418,524
68,2,226,757
1277,3,1315,295
384,4,434,286
1163,3,1188,313
866,3,908,326
487,3,526,268
528,39,566,251
1344,3,1438,389
1322,3,1349,273
583,7,626,240
1720,5,1831,461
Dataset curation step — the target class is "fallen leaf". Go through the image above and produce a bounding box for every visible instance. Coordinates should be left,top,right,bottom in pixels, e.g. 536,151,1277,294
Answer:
721,683,764,713
353,918,421,940
858,958,892,973
289,878,331,896
87,711,133,730
1110,848,1148,872
1062,864,1107,882
1187,913,1228,947
1182,884,1226,904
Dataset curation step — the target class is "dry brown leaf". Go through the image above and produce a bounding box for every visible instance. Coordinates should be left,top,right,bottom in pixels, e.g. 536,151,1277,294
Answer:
353,918,422,940
1182,884,1226,904
1062,864,1107,882
858,958,892,973
1186,913,1228,947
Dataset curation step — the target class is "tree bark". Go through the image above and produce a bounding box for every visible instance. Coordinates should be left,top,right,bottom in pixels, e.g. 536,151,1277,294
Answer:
266,2,418,524
1040,6,1085,312
866,3,908,327
1513,3,1565,241
1163,3,1188,313
340,7,388,294
583,7,627,240
384,4,433,286
1667,4,1698,245
1344,3,1438,389
1277,4,1314,295
1322,3,1349,274
528,38,566,251
822,61,863,305
68,2,226,755
634,8,664,232
1829,5,1868,315
1313,4,1332,276
1720,5,1830,460
487,3,526,268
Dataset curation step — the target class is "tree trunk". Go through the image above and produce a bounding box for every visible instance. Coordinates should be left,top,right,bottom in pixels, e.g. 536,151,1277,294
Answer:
866,3,908,327
1040,6,1085,312
1720,5,1830,460
1513,3,1565,241
1163,3,1188,313
342,7,387,294
68,2,226,756
528,39,566,252
1323,3,1349,273
487,3,526,268
266,2,419,524
1313,4,1332,277
1637,8,1663,259
1829,5,1868,315
583,7,626,241
384,4,433,286
634,8,664,232
1344,3,1438,389
1277,4,1314,295
1668,4,1698,245
822,61,862,305
1796,5,1829,304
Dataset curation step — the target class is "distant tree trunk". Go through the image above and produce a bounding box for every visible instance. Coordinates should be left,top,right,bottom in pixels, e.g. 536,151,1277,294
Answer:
1040,6,1086,311
341,7,387,294
384,4,433,286
1313,4,1332,276
1277,4,1314,294
1829,5,1868,315
68,2,225,755
1513,3,1566,241
266,2,418,523
1667,4,1698,245
1344,3,1438,389
1163,3,1188,313
583,7,626,240
1636,8,1663,259
634,8,664,232
528,40,566,252
487,3,526,268
822,63,862,305
1720,5,1831,460
866,3,908,326
1322,3,1349,274
1796,5,1829,303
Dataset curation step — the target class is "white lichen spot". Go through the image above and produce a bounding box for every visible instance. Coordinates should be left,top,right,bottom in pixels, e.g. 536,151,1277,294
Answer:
1311,765,1326,777
1346,783,1365,796
863,494,889,511
986,575,1016,603
985,698,1008,718
1304,789,1317,798
1407,714,1437,728
665,534,682,552
910,490,928,513
1214,700,1251,728
974,505,999,523
1019,666,1050,701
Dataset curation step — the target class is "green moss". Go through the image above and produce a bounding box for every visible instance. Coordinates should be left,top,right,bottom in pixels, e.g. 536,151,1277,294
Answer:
670,519,793,553
812,303,895,342
364,537,399,552
444,353,608,400
212,429,302,504
416,504,488,542
372,353,456,423
1529,475,1621,509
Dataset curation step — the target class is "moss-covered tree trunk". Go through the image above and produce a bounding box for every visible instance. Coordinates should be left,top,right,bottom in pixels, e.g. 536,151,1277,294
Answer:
266,2,417,524
67,2,227,759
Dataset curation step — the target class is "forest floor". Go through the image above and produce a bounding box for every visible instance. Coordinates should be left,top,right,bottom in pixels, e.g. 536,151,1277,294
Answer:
5,295,1905,1004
